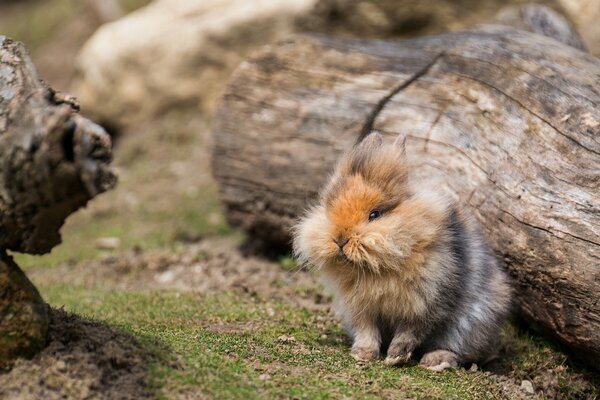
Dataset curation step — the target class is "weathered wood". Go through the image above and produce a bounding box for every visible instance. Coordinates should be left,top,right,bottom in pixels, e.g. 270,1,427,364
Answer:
0,36,116,367
0,252,48,369
0,36,116,255
212,26,600,367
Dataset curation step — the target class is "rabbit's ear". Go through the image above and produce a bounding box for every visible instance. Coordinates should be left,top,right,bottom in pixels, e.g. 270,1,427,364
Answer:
357,131,383,150
393,133,407,155
346,131,383,174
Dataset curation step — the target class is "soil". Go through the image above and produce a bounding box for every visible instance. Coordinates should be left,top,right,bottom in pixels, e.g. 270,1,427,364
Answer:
29,237,326,311
0,307,155,400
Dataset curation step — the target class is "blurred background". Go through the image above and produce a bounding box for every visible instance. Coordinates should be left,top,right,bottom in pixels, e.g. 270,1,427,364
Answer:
4,0,598,269
1,0,599,398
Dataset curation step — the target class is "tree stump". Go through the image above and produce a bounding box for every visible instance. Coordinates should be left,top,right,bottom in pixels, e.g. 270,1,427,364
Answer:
212,22,600,367
0,36,116,368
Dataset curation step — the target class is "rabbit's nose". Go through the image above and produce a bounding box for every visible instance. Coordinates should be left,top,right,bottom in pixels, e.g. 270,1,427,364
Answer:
333,236,349,250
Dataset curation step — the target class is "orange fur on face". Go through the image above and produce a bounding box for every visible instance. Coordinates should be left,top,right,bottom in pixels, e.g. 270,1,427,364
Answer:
328,175,380,242
328,195,450,319
293,135,451,319
323,168,447,274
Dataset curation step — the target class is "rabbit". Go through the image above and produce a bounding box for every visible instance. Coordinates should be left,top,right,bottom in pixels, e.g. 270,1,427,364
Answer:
292,131,511,371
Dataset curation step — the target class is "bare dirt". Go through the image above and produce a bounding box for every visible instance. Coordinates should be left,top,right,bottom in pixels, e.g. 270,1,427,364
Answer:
29,237,326,311
0,307,156,400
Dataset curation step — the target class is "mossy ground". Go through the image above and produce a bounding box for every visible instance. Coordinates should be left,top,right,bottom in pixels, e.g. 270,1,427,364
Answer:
31,283,599,399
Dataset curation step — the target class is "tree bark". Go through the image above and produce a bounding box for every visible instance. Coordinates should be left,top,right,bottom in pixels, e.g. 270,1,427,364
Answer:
0,36,116,255
211,25,600,366
0,36,116,367
0,252,48,369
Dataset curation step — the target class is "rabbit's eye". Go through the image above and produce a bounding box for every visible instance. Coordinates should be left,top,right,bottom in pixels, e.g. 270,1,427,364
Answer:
368,210,381,221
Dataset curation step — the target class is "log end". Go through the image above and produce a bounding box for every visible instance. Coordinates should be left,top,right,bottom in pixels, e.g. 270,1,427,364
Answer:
0,36,118,255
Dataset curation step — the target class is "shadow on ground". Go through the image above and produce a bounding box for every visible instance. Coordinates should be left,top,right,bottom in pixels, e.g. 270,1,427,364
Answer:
0,307,162,400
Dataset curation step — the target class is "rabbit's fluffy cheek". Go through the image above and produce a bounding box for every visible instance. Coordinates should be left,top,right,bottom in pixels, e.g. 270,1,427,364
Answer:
355,232,403,271
293,207,339,266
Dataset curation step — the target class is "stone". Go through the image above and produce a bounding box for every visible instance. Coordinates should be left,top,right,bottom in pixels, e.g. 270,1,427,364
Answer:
520,380,535,395
74,0,317,129
95,237,121,250
0,252,48,369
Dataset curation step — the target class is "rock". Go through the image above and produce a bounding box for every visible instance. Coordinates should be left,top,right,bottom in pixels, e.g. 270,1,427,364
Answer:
95,237,121,250
277,335,296,343
74,0,317,129
259,373,272,381
75,0,600,129
84,0,125,23
520,380,535,395
0,252,48,368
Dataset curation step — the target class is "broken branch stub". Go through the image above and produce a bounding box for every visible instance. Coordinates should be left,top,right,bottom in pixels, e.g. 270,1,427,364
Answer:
0,36,116,255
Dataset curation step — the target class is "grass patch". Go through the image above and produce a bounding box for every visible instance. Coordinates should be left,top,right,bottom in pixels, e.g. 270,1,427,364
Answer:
14,186,230,270
0,0,152,51
0,0,77,50
37,284,599,400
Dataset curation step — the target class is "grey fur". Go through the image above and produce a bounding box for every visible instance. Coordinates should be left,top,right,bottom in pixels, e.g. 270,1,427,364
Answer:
412,208,512,364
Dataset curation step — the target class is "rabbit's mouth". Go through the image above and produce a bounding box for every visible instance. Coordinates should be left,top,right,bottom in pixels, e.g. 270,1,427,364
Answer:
333,251,350,264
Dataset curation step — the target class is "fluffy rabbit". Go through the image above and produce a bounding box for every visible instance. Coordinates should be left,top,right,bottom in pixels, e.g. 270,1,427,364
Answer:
293,132,511,371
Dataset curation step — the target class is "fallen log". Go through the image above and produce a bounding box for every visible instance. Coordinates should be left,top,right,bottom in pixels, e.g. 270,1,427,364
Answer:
0,36,116,367
212,22,600,366
0,36,116,254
